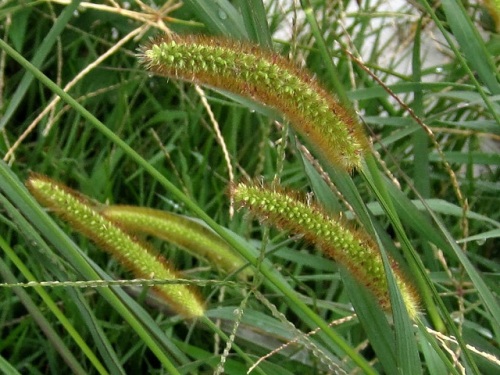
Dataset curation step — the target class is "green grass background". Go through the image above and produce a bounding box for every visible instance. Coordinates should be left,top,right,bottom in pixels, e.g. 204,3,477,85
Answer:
0,0,499,374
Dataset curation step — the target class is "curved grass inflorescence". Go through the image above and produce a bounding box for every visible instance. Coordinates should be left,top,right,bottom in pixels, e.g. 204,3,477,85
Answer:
26,174,205,318
231,182,419,320
139,34,370,172
98,205,253,280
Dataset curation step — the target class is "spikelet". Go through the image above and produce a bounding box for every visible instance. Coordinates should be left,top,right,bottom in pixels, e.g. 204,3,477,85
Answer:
231,182,419,319
26,174,204,318
139,34,370,171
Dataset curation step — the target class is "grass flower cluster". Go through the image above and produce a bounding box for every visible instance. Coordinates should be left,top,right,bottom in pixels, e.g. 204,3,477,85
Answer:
26,174,205,318
98,205,253,280
231,182,420,319
140,34,369,171
1,0,498,373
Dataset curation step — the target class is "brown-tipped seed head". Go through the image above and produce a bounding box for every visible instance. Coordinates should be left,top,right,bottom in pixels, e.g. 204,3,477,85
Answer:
139,34,370,171
231,182,419,319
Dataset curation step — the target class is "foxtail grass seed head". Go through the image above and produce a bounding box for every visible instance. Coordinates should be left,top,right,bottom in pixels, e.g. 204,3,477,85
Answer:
99,205,253,280
231,182,419,319
139,34,370,171
26,174,204,318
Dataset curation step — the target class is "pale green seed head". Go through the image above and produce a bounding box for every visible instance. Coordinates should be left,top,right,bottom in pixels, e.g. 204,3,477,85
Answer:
27,175,205,318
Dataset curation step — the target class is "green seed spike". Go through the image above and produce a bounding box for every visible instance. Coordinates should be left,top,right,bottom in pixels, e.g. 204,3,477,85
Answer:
139,34,370,172
231,182,419,320
26,174,204,318
98,205,253,280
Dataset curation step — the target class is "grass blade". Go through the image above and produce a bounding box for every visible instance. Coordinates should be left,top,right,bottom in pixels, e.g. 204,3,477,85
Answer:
440,0,500,96
0,252,88,375
182,0,246,38
235,0,273,47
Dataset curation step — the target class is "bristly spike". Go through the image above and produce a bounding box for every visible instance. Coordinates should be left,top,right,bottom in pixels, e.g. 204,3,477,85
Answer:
139,34,370,172
231,182,420,320
97,205,253,281
26,174,205,318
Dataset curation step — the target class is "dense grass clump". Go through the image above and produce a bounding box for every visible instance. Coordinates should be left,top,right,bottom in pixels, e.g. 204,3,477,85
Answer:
0,1,499,374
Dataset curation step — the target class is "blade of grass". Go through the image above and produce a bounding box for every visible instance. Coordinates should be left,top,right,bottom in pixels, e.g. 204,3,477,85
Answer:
416,320,462,375
348,82,481,101
300,142,410,374
428,151,500,165
65,290,125,375
235,0,273,47
300,0,350,106
299,151,405,374
386,180,500,338
429,208,500,339
411,19,430,198
440,0,500,96
342,270,400,375
363,155,483,374
1,187,125,374
458,229,500,244
0,253,88,375
361,156,422,375
300,150,343,214
418,0,500,126
200,316,267,374
366,199,500,228
182,0,246,39
0,230,113,375
0,354,21,375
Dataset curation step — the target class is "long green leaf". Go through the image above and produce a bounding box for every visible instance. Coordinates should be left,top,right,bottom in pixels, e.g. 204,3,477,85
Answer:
235,0,272,47
0,354,22,375
0,252,88,375
440,0,500,96
411,19,430,199
300,0,350,106
0,231,115,374
362,156,422,375
342,270,400,375
385,180,494,373
182,0,246,38
418,0,500,126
